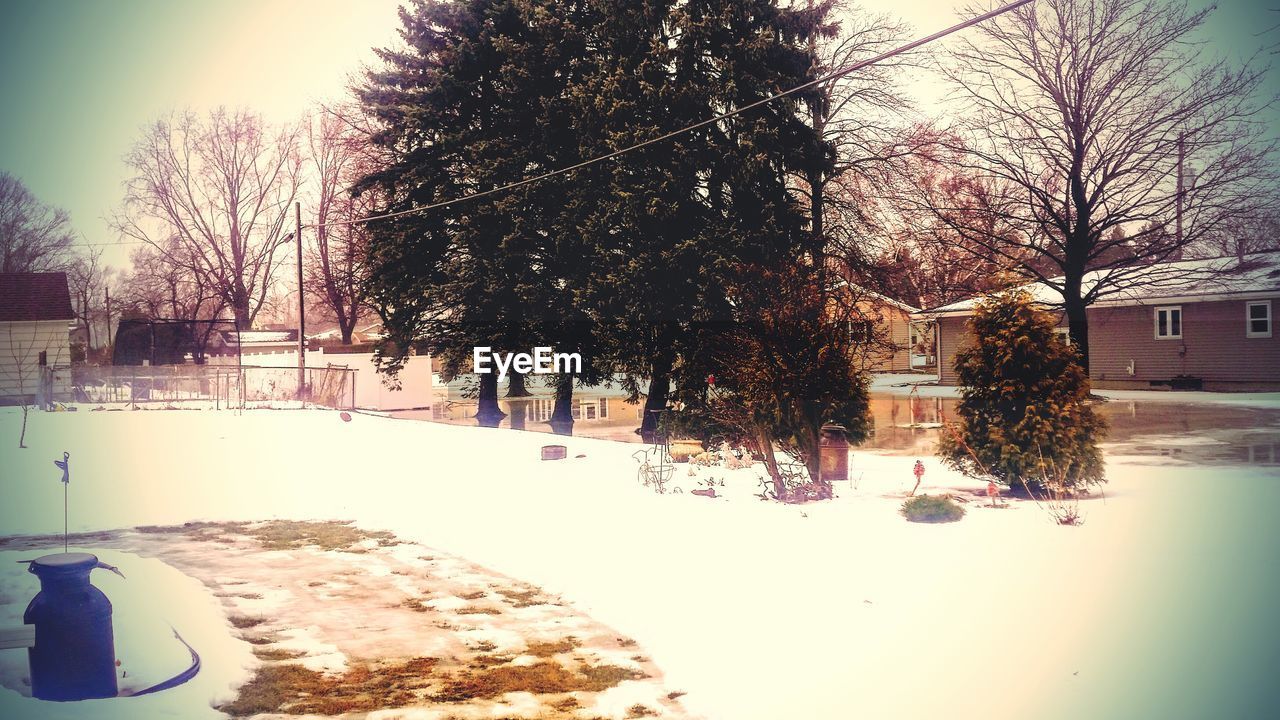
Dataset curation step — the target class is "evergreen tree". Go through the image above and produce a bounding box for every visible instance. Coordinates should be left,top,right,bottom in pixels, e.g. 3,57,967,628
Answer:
357,0,597,422
938,289,1106,493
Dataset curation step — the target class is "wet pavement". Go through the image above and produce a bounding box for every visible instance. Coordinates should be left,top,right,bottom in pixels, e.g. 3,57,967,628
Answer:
392,385,1280,469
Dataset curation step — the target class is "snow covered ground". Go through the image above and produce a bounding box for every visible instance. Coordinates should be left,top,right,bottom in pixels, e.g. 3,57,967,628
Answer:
2,407,1279,719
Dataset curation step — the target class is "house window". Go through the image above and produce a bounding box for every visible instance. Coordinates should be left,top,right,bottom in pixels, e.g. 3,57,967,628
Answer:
1246,301,1272,339
849,320,874,344
1154,306,1182,339
1053,327,1071,345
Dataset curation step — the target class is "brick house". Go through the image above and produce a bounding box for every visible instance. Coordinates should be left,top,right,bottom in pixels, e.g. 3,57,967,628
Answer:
0,272,76,404
917,253,1280,391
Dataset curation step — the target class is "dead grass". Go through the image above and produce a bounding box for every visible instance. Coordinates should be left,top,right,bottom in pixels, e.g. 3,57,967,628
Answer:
526,637,579,657
458,605,502,615
219,658,438,716
252,647,305,661
496,586,552,608
430,659,645,702
137,520,398,552
402,598,432,613
459,590,488,600
627,704,659,718
227,614,266,629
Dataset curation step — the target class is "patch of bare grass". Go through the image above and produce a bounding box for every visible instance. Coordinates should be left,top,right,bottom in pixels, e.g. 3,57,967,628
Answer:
431,658,644,703
526,637,579,657
458,605,502,615
219,657,437,716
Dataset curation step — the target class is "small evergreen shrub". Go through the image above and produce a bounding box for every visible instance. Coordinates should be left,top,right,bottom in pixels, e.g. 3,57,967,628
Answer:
938,289,1106,493
900,494,965,523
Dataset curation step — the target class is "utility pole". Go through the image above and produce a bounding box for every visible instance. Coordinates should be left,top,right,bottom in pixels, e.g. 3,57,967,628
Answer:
104,286,111,354
296,201,305,400
1175,133,1184,246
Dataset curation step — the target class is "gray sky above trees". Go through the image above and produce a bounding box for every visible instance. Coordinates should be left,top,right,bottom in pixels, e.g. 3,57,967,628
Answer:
0,0,1275,272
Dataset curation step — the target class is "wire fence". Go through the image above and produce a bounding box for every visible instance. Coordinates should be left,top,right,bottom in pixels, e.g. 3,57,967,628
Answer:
69,364,356,410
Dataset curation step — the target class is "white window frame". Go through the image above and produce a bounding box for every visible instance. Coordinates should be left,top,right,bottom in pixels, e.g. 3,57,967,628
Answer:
1154,306,1182,340
1053,327,1071,345
1246,300,1272,339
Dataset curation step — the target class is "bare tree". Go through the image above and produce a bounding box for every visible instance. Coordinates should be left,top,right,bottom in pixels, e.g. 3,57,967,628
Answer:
66,247,113,353
114,108,303,329
796,0,922,278
118,239,227,320
304,107,376,344
0,172,76,273
933,0,1279,369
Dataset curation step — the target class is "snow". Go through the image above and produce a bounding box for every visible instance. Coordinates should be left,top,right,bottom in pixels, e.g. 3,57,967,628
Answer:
2,407,1279,718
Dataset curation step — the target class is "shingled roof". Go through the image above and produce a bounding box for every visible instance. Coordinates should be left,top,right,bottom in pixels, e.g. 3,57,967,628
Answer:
0,272,75,322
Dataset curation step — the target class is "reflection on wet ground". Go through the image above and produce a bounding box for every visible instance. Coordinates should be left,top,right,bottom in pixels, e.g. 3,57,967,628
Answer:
391,384,1280,468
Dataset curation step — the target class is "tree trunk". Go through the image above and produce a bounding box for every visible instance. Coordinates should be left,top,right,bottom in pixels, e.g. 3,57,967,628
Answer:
805,424,826,498
756,425,785,501
475,372,506,427
506,371,532,397
507,399,529,431
639,352,673,442
1063,289,1091,376
549,374,574,435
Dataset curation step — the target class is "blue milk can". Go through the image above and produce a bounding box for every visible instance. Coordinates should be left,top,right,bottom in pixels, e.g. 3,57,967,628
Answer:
23,553,118,701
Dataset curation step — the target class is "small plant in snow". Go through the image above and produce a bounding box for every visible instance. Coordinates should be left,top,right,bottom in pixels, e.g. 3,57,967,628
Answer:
900,494,965,523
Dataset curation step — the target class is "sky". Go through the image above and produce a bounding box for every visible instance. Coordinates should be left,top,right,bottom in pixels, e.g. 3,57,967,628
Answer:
0,0,1277,274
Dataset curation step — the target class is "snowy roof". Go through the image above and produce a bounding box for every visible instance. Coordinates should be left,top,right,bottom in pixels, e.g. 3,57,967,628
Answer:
0,272,74,322
917,253,1280,318
833,281,920,314
219,329,299,344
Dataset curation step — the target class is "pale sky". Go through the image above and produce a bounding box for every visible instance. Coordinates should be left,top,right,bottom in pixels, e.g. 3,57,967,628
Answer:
0,0,1275,273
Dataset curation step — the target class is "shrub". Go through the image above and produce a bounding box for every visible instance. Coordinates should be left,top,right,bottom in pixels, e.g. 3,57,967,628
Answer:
900,494,965,523
938,289,1106,493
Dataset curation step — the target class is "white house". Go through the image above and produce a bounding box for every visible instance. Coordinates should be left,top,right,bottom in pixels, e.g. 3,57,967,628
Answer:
0,272,75,404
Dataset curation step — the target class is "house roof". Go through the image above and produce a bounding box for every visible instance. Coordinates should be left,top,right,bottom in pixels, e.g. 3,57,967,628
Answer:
916,253,1280,318
219,329,299,345
833,281,920,314
0,272,75,322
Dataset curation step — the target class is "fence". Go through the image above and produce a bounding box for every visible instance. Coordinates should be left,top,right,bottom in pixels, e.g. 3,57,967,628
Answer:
69,364,356,410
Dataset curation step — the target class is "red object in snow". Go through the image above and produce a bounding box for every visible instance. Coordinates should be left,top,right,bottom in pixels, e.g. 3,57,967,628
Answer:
691,487,717,499
986,481,999,497
706,374,716,387
339,412,352,422
912,460,925,479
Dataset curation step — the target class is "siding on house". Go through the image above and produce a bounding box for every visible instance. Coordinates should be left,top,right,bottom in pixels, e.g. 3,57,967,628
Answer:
856,302,914,372
932,297,1280,389
0,320,73,399
1088,299,1279,387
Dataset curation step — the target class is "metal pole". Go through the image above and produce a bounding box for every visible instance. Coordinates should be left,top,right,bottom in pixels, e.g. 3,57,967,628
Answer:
1176,133,1184,246
296,201,305,402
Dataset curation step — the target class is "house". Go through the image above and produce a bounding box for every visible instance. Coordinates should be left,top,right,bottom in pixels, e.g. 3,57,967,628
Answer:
0,272,76,404
836,283,930,373
918,253,1280,391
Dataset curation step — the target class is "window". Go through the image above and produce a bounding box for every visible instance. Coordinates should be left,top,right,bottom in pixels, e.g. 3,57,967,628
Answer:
1053,327,1071,345
1247,301,1272,339
1154,306,1182,339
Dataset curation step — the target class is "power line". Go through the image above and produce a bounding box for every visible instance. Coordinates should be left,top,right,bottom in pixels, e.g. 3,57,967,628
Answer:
80,0,1031,247
308,0,1033,231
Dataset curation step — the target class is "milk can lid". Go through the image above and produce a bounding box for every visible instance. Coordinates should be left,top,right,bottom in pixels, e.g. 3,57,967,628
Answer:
29,552,99,577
